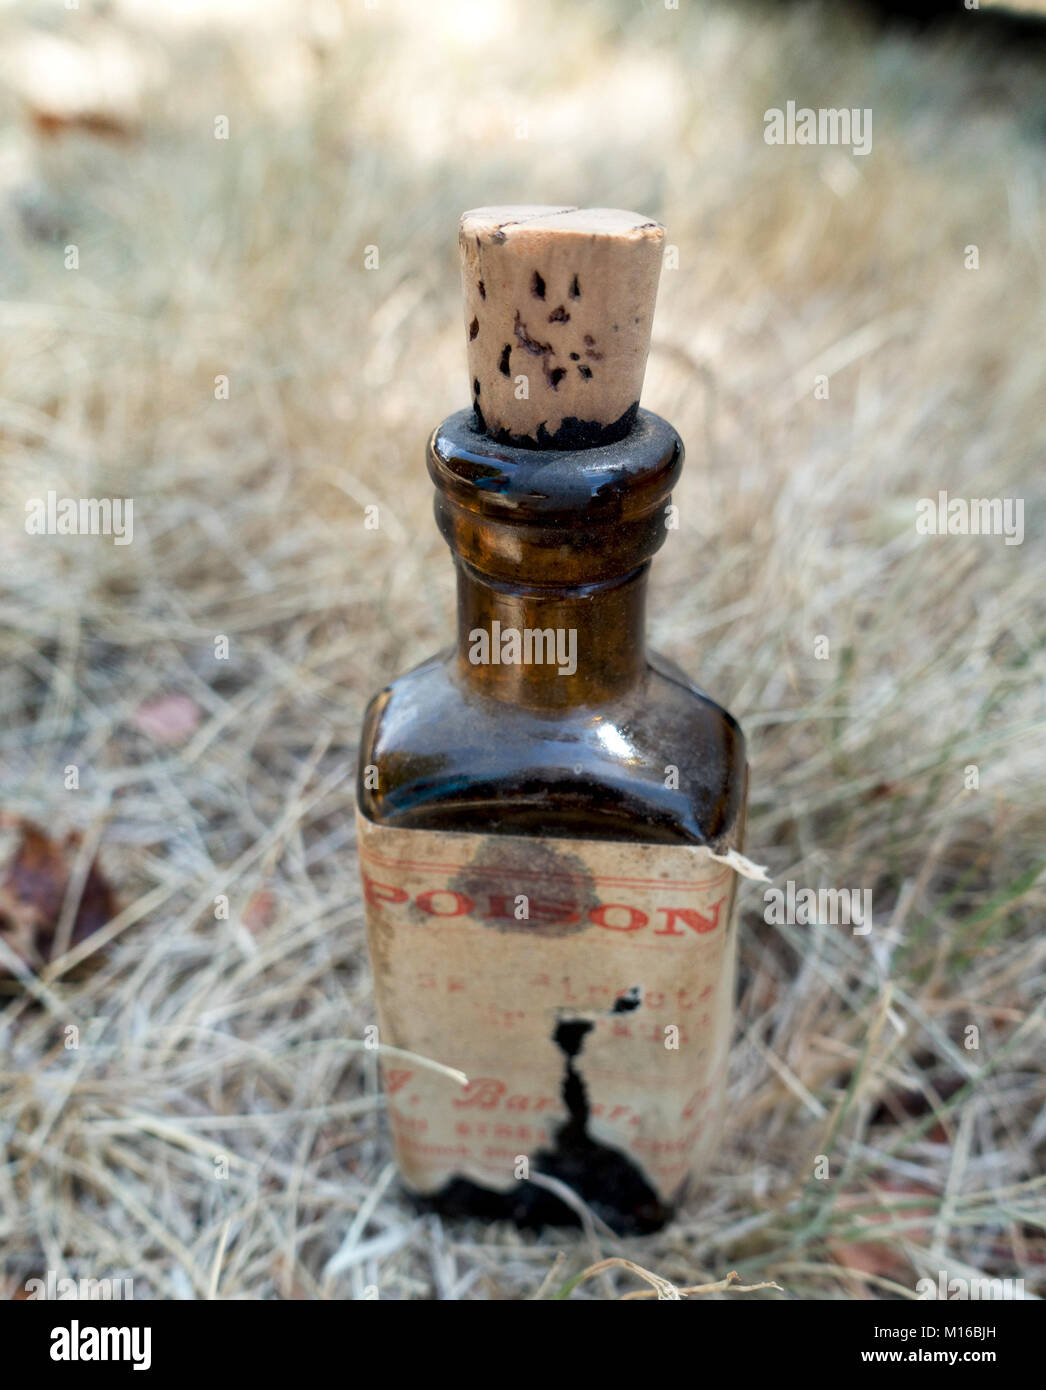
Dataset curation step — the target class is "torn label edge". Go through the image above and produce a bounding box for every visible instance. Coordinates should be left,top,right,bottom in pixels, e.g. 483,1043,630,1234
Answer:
704,846,771,882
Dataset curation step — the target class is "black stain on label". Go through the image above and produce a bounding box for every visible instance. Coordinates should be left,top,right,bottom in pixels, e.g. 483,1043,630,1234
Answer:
413,1008,671,1236
531,1013,669,1235
612,985,641,1013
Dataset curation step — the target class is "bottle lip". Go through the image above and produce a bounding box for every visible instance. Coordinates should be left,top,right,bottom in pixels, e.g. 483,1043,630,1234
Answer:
427,407,683,526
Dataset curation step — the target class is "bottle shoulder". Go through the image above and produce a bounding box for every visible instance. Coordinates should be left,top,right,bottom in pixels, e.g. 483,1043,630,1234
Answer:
357,649,746,846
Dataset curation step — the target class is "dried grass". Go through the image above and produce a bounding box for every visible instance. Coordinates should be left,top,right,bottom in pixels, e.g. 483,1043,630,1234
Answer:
0,0,1043,1300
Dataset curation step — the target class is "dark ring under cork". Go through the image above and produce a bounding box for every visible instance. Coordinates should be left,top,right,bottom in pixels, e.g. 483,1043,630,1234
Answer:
428,408,684,586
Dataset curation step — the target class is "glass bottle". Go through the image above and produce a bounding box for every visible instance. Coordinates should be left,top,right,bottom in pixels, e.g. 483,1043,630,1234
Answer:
356,405,747,1235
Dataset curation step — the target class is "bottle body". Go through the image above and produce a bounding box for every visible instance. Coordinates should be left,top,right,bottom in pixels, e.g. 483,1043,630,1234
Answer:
356,410,747,1234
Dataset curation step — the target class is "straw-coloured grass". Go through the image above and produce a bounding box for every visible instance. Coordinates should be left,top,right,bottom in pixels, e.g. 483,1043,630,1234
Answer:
1,0,1043,1299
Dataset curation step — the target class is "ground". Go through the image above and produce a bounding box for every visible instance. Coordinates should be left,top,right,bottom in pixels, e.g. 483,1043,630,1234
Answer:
0,0,1043,1300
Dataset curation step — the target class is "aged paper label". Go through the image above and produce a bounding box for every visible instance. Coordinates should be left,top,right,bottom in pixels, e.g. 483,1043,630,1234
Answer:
357,810,740,1204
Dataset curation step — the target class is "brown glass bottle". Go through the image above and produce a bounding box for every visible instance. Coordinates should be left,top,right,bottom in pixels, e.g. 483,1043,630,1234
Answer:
356,407,747,1234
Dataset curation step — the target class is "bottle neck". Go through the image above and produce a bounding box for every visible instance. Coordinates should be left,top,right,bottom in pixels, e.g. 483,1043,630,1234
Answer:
455,560,649,709
429,409,683,710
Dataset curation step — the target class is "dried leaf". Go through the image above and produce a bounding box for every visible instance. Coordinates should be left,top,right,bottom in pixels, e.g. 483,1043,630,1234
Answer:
828,1183,938,1285
243,888,278,935
133,693,202,745
0,822,116,975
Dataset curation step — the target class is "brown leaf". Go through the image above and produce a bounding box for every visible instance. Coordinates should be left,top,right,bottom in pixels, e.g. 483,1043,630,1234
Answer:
132,693,202,745
27,106,140,141
828,1183,938,1287
826,1236,911,1284
0,822,116,975
243,888,278,935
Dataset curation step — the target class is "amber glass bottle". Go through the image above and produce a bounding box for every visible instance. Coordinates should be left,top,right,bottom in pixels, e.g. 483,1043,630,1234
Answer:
357,405,747,1233
357,206,747,1235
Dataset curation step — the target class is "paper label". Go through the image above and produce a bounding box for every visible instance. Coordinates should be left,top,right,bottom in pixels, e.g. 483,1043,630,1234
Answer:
357,810,740,1204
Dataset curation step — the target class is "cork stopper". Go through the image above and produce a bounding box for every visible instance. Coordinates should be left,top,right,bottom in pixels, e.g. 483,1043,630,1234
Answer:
459,205,665,450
